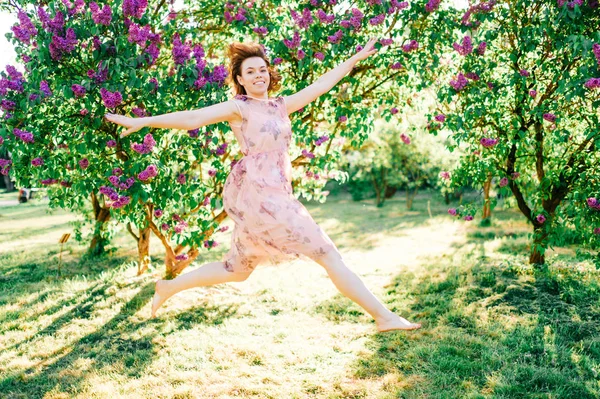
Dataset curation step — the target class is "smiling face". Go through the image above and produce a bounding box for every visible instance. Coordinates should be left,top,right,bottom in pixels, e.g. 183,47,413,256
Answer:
236,56,271,98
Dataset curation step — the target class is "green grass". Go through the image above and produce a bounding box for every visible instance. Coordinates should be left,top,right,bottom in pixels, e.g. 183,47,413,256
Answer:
0,190,598,398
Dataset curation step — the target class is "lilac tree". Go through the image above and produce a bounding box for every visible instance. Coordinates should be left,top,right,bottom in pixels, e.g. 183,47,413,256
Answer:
1,0,457,276
427,0,600,265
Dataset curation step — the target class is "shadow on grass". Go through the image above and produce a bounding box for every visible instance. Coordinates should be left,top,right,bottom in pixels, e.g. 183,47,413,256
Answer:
344,253,600,398
0,221,73,242
0,250,132,286
0,281,243,398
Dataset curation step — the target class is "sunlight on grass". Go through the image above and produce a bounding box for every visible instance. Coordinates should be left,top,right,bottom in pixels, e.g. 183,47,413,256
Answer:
0,191,598,398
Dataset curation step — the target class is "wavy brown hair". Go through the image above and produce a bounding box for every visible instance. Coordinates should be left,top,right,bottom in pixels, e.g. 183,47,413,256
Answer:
226,42,282,96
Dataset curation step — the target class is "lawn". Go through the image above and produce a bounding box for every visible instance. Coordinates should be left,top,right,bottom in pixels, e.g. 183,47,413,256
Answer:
0,190,598,398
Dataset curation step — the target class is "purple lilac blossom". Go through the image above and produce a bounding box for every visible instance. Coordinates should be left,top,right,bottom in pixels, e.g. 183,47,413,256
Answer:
132,107,147,117
317,9,335,23
172,33,191,65
123,0,148,18
87,62,109,83
369,14,385,25
450,73,468,91
584,78,600,90
315,135,329,146
13,128,35,143
100,88,123,108
128,23,151,45
402,40,418,52
253,26,268,35
283,31,301,49
40,81,52,97
11,10,38,45
90,2,112,25
593,43,600,65
49,28,78,61
480,138,498,148
71,84,86,97
426,0,441,12
302,149,315,159
477,41,487,55
327,30,343,44
0,100,15,111
453,35,473,56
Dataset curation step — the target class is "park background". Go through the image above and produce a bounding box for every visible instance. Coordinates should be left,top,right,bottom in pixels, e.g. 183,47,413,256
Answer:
0,0,599,398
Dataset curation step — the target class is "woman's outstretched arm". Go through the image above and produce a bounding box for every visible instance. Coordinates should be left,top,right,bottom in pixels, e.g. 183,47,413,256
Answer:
104,100,239,138
283,38,379,115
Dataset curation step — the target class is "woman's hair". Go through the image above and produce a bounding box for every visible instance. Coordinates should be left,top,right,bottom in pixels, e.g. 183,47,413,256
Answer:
226,42,282,96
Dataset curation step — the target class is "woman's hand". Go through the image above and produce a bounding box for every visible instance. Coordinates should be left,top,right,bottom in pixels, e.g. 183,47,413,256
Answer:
354,37,379,62
104,113,147,138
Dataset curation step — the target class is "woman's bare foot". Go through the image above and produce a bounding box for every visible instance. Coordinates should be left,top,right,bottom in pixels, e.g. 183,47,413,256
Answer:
151,279,173,318
376,313,422,332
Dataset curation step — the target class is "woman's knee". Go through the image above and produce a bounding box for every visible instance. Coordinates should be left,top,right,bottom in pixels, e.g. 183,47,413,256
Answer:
223,259,257,281
313,248,344,270
229,270,253,282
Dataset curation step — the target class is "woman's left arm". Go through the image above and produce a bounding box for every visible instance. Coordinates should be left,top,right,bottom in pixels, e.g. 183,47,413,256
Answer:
283,38,379,114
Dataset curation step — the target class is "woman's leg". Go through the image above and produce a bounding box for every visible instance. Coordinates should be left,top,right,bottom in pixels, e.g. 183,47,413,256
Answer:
151,261,253,318
312,251,421,332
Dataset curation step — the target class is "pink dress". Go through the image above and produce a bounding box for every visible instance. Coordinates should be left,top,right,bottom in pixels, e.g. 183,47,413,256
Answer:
221,94,339,273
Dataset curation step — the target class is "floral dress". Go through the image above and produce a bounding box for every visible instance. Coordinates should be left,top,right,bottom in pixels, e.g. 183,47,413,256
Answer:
222,94,339,273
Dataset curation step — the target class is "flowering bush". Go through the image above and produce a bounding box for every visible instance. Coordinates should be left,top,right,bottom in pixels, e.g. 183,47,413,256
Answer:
427,0,600,265
0,0,463,275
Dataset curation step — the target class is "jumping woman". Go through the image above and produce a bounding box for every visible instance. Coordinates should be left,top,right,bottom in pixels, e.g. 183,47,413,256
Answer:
104,38,421,332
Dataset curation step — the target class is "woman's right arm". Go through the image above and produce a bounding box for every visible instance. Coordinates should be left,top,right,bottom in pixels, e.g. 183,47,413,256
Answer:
105,100,239,138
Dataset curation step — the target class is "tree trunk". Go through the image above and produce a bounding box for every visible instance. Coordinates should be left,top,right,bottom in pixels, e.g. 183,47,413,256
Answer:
127,223,152,276
482,173,493,221
406,188,418,210
384,185,397,199
165,248,200,279
137,226,151,275
88,192,111,257
372,169,385,208
3,175,14,192
529,225,549,266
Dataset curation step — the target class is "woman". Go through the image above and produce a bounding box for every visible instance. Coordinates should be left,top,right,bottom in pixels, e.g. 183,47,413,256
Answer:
105,38,421,332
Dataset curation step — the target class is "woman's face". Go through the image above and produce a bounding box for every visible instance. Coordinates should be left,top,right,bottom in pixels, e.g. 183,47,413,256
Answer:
237,56,270,97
